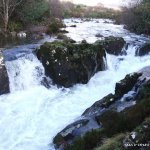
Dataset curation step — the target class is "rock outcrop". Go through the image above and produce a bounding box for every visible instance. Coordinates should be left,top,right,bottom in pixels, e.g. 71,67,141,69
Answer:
103,36,125,55
0,50,9,95
53,68,150,150
37,41,106,87
137,43,150,56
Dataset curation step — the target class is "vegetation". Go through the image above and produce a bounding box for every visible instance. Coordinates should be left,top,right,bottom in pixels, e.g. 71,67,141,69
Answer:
120,0,150,34
95,133,126,150
61,2,121,19
0,0,23,32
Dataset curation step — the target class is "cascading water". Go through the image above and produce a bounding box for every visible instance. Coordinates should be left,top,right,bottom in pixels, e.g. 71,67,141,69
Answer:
5,53,47,92
0,19,150,150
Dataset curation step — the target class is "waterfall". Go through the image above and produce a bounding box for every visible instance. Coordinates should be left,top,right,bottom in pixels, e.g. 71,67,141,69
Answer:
0,19,150,150
5,53,49,92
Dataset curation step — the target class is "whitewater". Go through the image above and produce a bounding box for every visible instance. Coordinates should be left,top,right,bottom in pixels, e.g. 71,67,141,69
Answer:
0,19,150,150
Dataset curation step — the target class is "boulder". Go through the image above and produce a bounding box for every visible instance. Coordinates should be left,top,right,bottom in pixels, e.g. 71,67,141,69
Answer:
0,50,9,95
95,33,103,38
37,41,106,87
137,43,150,56
70,25,76,27
82,93,115,117
115,73,142,99
103,36,125,55
53,119,89,148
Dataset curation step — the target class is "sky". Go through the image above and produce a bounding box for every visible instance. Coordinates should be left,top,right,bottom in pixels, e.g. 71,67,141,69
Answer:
62,0,125,8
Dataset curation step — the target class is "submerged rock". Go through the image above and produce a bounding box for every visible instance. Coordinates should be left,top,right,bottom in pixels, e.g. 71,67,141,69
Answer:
37,41,106,87
0,50,9,95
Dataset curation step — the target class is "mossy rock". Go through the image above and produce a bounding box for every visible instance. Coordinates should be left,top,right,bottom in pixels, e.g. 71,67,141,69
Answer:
37,41,106,87
115,73,142,98
103,36,125,55
137,43,150,56
136,79,150,100
47,19,65,34
57,33,67,39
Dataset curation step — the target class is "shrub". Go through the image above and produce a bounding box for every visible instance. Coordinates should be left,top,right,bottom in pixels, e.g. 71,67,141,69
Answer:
8,21,23,32
47,19,65,34
18,0,49,24
96,133,126,150
65,129,104,150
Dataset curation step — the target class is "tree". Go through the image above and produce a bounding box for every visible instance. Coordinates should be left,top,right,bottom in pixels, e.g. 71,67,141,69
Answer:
0,0,23,32
18,0,49,24
49,0,62,18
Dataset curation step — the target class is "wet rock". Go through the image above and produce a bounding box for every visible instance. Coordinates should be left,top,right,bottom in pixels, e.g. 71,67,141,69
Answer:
95,33,103,38
59,30,69,34
37,41,106,87
137,43,150,56
57,33,68,40
135,79,150,101
104,36,125,55
53,119,89,148
57,34,76,43
115,73,142,99
0,50,9,95
70,25,76,27
82,94,115,117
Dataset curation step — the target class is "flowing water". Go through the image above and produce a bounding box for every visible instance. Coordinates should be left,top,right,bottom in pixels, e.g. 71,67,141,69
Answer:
0,19,150,150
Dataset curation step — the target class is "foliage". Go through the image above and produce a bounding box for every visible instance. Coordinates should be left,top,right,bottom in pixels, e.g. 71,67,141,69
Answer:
65,129,104,150
8,21,23,32
95,133,126,150
61,1,121,19
120,0,150,34
18,0,49,24
47,19,65,34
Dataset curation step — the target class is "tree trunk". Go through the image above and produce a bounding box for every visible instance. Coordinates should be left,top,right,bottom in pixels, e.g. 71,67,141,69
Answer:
4,16,8,32
4,5,9,32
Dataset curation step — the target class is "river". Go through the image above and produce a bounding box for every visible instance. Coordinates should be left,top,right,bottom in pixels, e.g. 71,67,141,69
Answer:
0,18,150,150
